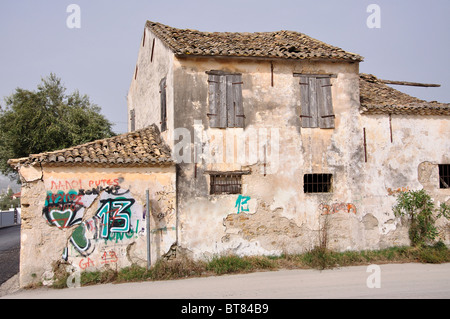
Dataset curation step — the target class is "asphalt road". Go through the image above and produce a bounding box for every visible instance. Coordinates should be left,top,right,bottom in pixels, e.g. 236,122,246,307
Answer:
0,225,20,286
2,262,450,299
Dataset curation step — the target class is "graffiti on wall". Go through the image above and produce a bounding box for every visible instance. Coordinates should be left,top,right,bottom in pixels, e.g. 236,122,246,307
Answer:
319,202,357,215
387,187,409,196
67,190,141,258
43,190,97,229
235,195,251,214
43,180,144,267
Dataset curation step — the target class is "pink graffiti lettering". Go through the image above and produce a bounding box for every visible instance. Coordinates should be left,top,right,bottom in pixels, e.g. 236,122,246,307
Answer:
101,250,118,265
51,179,83,191
387,187,409,196
88,179,120,188
79,257,95,270
319,203,357,215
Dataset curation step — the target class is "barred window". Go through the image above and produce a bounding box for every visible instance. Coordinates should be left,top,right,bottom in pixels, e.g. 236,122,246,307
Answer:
439,164,450,189
210,173,242,195
304,174,332,193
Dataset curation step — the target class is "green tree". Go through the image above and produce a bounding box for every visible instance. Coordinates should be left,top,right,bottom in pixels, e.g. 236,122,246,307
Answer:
0,188,20,210
0,73,115,176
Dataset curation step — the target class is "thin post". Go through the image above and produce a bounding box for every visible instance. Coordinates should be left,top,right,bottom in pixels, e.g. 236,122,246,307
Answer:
146,189,151,269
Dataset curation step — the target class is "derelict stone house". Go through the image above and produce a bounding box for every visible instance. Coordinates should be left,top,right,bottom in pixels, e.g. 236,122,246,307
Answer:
8,20,450,287
128,21,450,259
9,126,176,287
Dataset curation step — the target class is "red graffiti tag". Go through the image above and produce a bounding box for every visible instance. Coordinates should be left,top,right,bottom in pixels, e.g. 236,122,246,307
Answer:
319,203,357,215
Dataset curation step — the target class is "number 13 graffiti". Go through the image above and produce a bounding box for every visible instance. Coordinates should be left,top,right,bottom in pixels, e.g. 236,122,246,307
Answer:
96,198,135,239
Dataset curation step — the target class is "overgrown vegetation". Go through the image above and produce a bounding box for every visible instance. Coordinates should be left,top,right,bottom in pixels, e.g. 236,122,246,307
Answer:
46,243,450,289
393,189,450,246
45,190,450,289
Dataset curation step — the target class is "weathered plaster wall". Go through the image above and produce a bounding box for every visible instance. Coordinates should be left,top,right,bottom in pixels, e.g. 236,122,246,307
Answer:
127,27,174,147
18,165,176,287
171,57,449,258
127,44,449,261
361,115,450,247
171,57,385,258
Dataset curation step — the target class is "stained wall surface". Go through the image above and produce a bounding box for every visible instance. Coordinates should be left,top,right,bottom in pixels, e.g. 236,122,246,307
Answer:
127,30,450,262
18,165,176,287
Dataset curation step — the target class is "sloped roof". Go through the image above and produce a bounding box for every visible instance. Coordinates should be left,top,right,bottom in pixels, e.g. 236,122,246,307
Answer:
8,124,173,168
359,73,450,115
147,21,363,62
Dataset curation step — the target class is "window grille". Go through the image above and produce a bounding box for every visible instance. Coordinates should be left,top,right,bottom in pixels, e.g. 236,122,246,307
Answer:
439,164,450,189
303,174,332,193
210,174,242,195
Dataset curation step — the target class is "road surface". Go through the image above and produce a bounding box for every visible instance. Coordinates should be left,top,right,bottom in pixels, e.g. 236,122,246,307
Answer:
0,225,20,286
2,262,450,299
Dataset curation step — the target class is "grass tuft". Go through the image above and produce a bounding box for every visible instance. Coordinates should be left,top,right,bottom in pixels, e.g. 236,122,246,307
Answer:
48,243,450,288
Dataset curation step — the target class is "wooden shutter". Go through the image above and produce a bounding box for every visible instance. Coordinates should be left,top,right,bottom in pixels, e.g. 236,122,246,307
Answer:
232,74,245,128
208,74,226,128
130,109,135,132
317,77,335,129
160,77,167,132
299,76,318,128
226,75,235,127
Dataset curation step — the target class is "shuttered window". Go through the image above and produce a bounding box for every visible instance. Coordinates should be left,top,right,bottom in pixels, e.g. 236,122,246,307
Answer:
130,109,135,131
160,77,167,132
298,75,335,129
207,71,244,128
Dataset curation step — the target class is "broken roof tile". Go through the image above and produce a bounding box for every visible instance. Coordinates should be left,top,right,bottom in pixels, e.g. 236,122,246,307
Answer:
359,73,450,115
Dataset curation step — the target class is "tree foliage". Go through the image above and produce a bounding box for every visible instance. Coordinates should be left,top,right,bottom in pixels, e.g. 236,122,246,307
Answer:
0,73,115,176
393,189,450,246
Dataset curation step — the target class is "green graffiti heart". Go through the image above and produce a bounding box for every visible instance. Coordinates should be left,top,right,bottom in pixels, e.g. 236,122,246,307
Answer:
49,209,73,229
71,223,88,251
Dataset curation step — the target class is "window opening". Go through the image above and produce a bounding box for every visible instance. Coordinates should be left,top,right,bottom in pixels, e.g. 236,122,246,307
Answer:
304,174,332,193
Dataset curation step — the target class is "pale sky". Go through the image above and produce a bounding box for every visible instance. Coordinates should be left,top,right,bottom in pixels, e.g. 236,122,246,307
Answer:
1,0,449,135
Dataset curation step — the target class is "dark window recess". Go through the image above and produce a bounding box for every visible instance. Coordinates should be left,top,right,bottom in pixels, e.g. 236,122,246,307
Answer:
207,71,244,128
439,164,450,189
160,77,167,132
298,75,335,129
304,174,332,193
210,174,242,195
151,38,155,62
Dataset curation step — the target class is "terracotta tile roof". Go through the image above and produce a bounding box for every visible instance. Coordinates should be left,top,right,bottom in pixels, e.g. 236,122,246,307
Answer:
359,73,450,115
8,124,173,168
147,21,363,62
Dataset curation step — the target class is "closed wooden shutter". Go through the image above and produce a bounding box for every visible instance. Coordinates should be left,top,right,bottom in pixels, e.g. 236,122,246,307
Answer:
299,76,317,128
317,77,335,129
130,109,135,131
208,74,224,128
232,74,245,128
208,72,243,128
226,75,235,127
160,77,167,132
299,75,334,129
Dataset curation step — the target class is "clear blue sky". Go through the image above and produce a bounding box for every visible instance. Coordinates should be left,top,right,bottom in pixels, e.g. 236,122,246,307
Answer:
0,0,449,134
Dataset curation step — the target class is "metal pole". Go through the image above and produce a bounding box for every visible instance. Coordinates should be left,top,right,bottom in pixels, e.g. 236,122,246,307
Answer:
146,189,151,270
